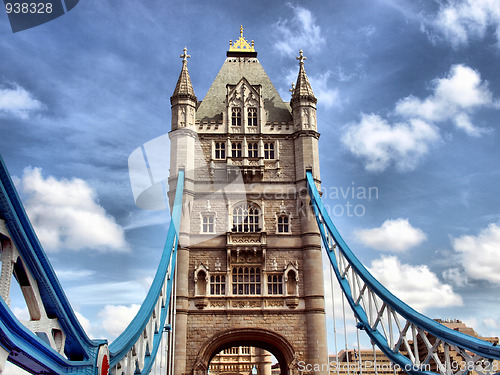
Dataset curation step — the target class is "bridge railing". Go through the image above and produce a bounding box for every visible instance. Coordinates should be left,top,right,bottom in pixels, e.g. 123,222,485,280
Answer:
306,171,500,375
108,170,184,375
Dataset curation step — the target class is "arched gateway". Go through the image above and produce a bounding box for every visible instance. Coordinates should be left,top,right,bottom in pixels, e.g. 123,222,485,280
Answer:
193,328,297,375
168,27,328,375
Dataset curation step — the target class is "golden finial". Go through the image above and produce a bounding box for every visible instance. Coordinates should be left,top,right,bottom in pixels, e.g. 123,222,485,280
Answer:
180,47,190,63
296,49,307,65
228,25,255,52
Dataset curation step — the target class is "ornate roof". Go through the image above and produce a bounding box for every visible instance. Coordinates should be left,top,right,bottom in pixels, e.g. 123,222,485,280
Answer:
291,50,317,104
228,25,255,53
171,47,197,102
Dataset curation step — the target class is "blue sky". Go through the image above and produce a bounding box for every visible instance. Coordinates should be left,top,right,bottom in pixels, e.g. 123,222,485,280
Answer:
1,0,500,359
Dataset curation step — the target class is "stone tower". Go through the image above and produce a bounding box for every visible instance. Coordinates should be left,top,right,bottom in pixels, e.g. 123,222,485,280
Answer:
168,27,327,375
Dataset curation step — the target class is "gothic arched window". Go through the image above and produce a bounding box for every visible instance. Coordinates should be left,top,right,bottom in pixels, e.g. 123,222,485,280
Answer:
248,107,257,126
231,107,242,126
277,215,289,233
248,142,258,158
232,202,260,232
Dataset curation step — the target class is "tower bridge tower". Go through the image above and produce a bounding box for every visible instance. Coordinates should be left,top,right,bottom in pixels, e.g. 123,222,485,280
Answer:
168,27,327,375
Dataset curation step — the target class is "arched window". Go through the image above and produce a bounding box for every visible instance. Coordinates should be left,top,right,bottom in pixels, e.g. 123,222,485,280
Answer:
231,107,242,126
196,270,207,296
248,142,258,158
231,142,242,158
287,270,297,295
215,142,226,159
277,215,289,233
248,108,257,126
232,267,261,295
232,203,260,232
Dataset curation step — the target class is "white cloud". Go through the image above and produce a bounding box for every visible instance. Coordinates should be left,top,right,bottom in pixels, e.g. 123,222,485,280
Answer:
0,83,44,119
355,218,427,252
395,64,495,136
342,64,497,172
452,223,500,283
428,0,500,48
308,71,341,109
284,68,340,109
442,267,469,287
273,4,326,56
54,268,95,280
342,114,440,172
368,256,463,312
19,167,128,252
98,304,140,339
75,311,95,338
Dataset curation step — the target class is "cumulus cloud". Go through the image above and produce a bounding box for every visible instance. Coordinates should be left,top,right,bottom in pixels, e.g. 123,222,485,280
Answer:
0,83,44,119
427,0,500,48
355,218,427,252
342,64,497,172
273,4,326,56
395,64,496,136
18,167,128,252
284,68,340,109
368,256,463,312
442,267,469,287
452,223,500,284
98,304,140,339
342,114,440,172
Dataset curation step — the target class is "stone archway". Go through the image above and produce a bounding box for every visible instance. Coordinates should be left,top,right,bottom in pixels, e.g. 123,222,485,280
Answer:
193,328,298,375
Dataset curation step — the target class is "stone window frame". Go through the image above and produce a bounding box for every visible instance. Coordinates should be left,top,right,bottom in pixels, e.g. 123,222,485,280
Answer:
276,214,291,234
247,141,258,158
247,107,258,127
231,266,262,295
231,107,242,126
201,212,216,234
231,142,243,158
264,142,276,160
267,274,284,295
213,141,226,160
231,201,262,233
209,274,226,296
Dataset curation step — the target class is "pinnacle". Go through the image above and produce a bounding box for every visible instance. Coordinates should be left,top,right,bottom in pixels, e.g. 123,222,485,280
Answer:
171,47,197,102
291,49,317,104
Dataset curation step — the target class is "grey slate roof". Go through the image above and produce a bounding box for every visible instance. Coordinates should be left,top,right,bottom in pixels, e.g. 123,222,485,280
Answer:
196,58,292,123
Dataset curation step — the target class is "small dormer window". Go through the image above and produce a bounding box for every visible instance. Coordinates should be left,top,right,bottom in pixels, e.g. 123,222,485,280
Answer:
248,108,257,126
231,107,242,126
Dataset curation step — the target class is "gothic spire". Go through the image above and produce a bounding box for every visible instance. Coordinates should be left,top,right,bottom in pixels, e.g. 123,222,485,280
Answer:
291,49,316,104
171,47,197,102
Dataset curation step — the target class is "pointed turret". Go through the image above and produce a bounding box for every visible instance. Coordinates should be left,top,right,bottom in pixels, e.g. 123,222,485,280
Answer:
291,49,317,104
171,47,197,102
170,47,197,132
291,49,320,180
